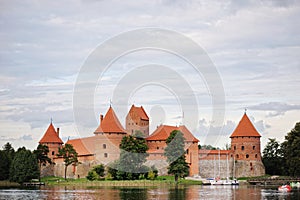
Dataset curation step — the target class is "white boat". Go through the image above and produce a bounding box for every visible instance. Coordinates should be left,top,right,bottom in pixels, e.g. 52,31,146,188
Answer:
210,178,223,185
231,179,239,185
223,177,232,185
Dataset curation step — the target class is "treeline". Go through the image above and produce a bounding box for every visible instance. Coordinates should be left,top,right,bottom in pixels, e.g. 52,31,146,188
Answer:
262,122,300,176
0,143,52,183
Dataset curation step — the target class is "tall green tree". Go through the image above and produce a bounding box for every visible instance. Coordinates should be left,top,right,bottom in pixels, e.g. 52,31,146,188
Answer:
33,144,53,181
57,144,79,180
117,131,149,180
262,138,285,175
9,147,39,183
282,122,300,176
2,142,15,179
0,150,9,180
164,130,189,183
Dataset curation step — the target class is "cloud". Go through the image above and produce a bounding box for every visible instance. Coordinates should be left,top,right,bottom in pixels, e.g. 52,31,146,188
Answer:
0,134,33,142
248,102,300,117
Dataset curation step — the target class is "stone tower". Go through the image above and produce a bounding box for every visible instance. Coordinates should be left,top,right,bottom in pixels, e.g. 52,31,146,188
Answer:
39,122,63,160
39,122,63,176
230,113,265,177
126,105,149,136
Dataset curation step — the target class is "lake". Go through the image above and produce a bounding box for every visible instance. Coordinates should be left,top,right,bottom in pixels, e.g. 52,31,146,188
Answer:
0,185,299,200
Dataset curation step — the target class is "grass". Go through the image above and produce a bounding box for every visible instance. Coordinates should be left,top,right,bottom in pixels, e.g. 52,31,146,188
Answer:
41,175,202,187
0,181,20,187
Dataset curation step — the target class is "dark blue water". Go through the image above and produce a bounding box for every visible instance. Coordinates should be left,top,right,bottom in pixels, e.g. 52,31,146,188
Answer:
0,185,299,200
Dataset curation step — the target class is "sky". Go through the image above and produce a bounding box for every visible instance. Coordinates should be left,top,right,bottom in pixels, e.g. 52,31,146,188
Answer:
0,0,299,151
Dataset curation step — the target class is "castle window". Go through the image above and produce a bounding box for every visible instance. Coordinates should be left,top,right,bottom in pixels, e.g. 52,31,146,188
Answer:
103,144,106,149
234,146,236,150
186,149,189,154
236,154,239,159
52,151,55,155
255,154,258,158
246,154,249,158
241,146,245,150
157,147,159,150
104,153,108,158
253,146,255,150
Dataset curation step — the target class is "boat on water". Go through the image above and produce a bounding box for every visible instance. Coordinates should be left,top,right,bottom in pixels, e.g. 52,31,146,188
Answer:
231,179,239,185
210,178,223,185
278,185,292,192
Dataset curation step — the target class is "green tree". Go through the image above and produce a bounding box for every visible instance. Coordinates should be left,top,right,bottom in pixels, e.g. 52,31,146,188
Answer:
93,164,105,177
33,144,53,181
86,170,98,181
282,122,300,176
57,144,79,180
0,150,9,180
262,138,284,175
2,142,15,179
164,130,189,183
9,147,39,183
117,131,149,180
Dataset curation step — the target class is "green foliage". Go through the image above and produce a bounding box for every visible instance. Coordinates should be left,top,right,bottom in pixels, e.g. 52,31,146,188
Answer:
109,131,149,180
9,147,39,183
57,144,79,180
164,130,190,182
33,144,52,181
86,170,98,181
262,138,285,175
198,144,218,150
93,164,105,177
1,142,15,180
282,122,300,176
0,151,9,180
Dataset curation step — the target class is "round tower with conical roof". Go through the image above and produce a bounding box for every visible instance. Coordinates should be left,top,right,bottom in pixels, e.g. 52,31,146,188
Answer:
230,113,265,177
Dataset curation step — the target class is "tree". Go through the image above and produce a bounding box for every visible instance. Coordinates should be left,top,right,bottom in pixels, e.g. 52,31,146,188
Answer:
164,130,189,182
0,150,9,180
2,142,15,179
262,138,284,175
33,144,53,181
117,131,149,180
9,147,39,183
57,144,79,180
93,164,105,177
282,122,300,176
86,170,98,181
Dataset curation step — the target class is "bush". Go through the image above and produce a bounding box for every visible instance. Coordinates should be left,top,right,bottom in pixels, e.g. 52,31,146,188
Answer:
86,170,98,181
93,164,105,177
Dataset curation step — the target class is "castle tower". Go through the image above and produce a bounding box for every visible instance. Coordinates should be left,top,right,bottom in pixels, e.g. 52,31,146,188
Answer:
126,105,149,136
39,122,63,160
93,106,127,163
230,113,265,177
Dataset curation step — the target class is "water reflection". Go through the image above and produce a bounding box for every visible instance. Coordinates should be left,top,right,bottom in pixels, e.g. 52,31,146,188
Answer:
0,185,299,200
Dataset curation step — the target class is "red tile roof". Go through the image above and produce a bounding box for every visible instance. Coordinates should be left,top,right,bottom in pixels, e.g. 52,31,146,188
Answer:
39,123,63,144
146,125,199,142
128,105,149,120
94,106,126,134
230,113,261,138
66,138,93,156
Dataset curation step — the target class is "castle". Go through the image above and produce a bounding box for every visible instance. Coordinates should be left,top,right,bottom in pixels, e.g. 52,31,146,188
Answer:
38,105,265,178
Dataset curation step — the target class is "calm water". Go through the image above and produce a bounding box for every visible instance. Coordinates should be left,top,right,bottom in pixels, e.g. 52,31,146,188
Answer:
0,185,299,200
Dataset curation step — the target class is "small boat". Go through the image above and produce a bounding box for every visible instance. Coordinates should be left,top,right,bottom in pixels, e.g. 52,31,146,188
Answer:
210,177,223,185
223,177,232,185
231,179,239,185
278,185,292,192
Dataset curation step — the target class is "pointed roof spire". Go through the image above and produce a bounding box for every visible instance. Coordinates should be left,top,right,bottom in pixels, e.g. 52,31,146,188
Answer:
128,104,149,120
94,106,126,134
230,113,261,138
39,123,63,144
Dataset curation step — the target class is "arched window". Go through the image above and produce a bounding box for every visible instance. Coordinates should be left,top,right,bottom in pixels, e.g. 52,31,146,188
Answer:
246,154,249,158
241,146,245,150
52,151,55,155
104,153,108,158
253,146,256,150
103,144,106,149
255,154,258,158
236,154,239,159
234,146,236,150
